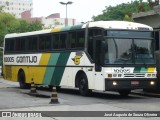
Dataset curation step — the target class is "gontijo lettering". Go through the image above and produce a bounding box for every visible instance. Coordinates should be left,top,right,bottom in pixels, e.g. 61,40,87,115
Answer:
4,56,37,63
16,56,37,63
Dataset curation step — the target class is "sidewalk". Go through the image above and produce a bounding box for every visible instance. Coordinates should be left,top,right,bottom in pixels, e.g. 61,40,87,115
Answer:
0,78,19,88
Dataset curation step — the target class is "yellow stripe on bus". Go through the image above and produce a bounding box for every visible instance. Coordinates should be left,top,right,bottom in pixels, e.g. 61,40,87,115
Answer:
147,68,155,73
39,53,51,65
51,28,61,32
36,53,51,84
26,53,51,84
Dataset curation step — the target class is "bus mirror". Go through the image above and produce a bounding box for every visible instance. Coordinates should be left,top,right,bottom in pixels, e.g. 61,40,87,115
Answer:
93,36,105,72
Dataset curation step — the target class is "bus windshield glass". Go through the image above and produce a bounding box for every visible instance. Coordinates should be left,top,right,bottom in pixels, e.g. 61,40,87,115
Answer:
103,30,155,65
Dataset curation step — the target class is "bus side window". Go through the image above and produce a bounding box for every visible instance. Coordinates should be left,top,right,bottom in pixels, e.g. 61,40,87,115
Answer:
26,37,31,51
5,38,15,52
15,38,21,51
77,30,85,48
68,32,76,49
45,34,52,50
32,36,38,51
39,35,45,51
59,33,67,49
52,34,59,49
21,38,25,51
10,39,15,52
5,39,9,52
26,36,38,51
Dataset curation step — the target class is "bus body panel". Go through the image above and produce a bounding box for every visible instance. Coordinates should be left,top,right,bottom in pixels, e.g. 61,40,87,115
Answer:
103,67,156,90
3,52,95,88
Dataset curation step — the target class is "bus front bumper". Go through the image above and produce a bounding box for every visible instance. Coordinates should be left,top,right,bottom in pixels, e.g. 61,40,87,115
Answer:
105,78,157,90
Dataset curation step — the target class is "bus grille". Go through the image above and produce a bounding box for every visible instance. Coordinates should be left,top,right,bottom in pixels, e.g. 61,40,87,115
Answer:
5,66,12,79
124,74,145,78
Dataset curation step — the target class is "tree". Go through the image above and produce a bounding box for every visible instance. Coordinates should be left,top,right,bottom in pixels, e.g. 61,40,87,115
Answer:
12,20,42,33
123,14,134,21
92,1,152,21
0,5,4,12
0,8,42,65
0,13,43,47
0,12,19,46
0,12,18,65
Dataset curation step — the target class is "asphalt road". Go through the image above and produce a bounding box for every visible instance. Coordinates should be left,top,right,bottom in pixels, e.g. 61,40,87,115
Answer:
0,78,160,120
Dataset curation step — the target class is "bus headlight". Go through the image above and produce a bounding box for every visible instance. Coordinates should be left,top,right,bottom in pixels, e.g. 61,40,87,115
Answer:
113,81,117,86
150,81,155,85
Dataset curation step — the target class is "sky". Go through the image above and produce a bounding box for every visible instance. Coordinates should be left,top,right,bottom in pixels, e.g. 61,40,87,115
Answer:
32,0,147,23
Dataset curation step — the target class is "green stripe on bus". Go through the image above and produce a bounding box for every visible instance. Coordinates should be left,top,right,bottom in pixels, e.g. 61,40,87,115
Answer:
61,25,83,31
50,52,71,86
133,67,141,73
61,26,72,31
42,53,60,84
70,25,83,30
133,67,147,73
140,67,147,73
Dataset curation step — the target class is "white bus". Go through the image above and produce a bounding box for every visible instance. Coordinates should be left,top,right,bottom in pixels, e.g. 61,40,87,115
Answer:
3,21,157,96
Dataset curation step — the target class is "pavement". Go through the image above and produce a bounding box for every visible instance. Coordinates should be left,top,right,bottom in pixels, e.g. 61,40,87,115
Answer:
131,89,160,98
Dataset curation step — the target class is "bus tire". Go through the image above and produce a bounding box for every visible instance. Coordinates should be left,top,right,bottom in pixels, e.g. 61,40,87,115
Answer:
118,90,131,97
78,74,91,96
18,70,30,89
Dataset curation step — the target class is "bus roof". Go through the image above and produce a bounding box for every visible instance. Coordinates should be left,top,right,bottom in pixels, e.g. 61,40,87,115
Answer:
82,21,153,30
5,21,153,38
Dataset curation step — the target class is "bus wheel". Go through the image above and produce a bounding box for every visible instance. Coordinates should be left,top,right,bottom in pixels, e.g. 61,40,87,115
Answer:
18,70,30,89
78,74,91,96
118,90,131,97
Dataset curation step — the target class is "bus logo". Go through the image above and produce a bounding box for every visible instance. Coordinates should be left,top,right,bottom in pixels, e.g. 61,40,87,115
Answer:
72,56,82,65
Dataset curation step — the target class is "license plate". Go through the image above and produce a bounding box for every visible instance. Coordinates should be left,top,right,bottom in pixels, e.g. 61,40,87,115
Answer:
131,81,139,85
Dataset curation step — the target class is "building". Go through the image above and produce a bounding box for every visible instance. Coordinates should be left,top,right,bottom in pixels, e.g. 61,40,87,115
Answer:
132,5,160,28
42,17,76,28
0,0,32,18
42,14,76,28
21,10,41,23
21,11,76,28
0,0,76,27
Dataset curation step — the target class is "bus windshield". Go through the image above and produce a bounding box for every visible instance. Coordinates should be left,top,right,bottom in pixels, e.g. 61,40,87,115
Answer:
103,31,155,65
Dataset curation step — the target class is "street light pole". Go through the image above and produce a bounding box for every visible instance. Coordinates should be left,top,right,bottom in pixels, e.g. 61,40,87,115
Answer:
59,1,73,26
